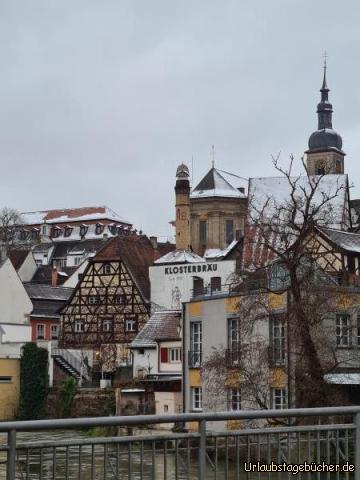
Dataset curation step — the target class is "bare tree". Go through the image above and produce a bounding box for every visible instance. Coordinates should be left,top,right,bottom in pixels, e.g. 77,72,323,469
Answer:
202,155,360,411
0,207,24,254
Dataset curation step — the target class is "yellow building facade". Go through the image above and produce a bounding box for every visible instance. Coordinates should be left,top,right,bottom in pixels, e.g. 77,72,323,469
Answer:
0,359,21,420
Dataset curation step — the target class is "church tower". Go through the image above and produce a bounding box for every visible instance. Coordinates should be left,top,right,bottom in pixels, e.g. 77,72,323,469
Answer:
175,163,191,250
306,62,345,175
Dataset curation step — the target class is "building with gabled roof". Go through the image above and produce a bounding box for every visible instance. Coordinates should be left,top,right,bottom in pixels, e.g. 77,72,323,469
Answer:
130,310,182,419
59,234,166,383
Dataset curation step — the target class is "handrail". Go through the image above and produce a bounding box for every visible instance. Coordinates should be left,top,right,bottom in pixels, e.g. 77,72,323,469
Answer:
1,405,359,432
51,347,91,381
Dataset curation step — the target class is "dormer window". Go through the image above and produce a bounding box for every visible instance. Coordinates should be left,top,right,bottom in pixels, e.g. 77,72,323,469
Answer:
52,227,62,238
95,223,104,235
31,229,39,240
80,225,88,237
64,226,73,237
108,224,117,235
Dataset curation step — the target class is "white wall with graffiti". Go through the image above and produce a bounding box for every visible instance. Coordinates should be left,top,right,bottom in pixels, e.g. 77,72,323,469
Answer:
149,260,237,309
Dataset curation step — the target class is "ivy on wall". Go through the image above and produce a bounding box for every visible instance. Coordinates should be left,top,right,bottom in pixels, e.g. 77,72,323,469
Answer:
19,343,49,420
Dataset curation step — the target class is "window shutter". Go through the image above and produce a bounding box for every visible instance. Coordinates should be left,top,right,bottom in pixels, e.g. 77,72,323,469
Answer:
160,348,168,363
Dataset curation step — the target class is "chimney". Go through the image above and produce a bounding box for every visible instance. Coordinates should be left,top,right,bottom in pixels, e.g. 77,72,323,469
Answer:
149,236,158,249
51,266,58,288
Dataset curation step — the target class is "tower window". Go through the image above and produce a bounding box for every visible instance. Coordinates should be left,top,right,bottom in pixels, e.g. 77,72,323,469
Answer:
199,220,207,243
315,161,326,176
226,220,234,244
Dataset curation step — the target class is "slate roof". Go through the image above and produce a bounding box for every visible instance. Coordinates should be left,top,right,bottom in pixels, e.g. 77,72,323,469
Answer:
22,206,131,226
319,227,360,253
131,310,181,348
30,299,67,318
8,249,30,270
191,167,247,199
93,235,156,301
24,283,73,301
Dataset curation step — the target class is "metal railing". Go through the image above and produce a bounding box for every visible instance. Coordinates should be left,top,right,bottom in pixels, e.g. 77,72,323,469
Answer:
1,406,360,479
188,350,202,368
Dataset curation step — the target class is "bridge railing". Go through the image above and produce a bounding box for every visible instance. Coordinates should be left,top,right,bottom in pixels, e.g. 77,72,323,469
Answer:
1,406,360,479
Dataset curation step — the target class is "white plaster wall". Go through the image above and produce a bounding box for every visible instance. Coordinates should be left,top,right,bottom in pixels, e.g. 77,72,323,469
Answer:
155,391,182,416
159,340,182,373
132,348,158,376
0,259,33,325
17,252,37,282
150,260,236,309
1,324,31,343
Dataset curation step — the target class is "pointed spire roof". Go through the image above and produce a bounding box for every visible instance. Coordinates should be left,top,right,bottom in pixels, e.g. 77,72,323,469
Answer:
191,167,247,199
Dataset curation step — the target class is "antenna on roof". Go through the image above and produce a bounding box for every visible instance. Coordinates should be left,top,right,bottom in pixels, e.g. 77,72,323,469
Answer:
210,145,216,168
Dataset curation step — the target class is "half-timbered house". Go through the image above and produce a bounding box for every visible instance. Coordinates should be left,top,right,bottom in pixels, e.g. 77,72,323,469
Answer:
60,235,161,380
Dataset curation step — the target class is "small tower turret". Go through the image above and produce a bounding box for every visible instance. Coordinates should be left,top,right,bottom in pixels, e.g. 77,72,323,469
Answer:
175,164,191,250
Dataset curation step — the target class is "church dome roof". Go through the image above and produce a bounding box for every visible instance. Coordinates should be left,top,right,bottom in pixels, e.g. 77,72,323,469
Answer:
308,128,343,153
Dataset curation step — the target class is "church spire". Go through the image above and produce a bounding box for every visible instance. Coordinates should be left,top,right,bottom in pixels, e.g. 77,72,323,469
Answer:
317,55,333,130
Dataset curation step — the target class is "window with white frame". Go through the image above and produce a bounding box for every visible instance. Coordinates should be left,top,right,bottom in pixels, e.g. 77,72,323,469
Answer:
74,256,82,266
75,320,85,333
51,324,59,340
114,294,125,305
228,388,241,411
271,388,288,410
102,318,113,332
36,324,45,340
125,318,136,332
191,387,202,411
102,264,111,275
190,322,202,367
336,314,351,347
269,314,286,365
169,348,181,363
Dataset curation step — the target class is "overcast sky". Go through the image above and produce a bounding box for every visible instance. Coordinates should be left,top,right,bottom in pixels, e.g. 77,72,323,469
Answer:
1,1,359,239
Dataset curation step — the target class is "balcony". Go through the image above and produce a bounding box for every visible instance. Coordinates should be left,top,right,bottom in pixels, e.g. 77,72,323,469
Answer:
188,350,202,368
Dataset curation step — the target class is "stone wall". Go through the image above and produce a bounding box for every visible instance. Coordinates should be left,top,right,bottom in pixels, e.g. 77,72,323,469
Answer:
46,387,115,418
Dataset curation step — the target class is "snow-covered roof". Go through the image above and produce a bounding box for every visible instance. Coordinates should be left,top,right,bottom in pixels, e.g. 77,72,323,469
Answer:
21,206,131,226
248,174,348,229
155,249,205,264
319,227,360,253
204,240,239,259
191,168,247,199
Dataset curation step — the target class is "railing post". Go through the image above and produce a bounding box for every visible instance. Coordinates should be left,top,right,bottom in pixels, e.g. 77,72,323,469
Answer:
355,413,360,480
198,419,206,480
7,429,16,480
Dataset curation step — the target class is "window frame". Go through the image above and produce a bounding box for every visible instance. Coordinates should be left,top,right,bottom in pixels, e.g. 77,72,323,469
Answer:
36,323,45,340
269,314,286,366
191,386,203,411
169,347,182,363
336,314,351,347
199,220,207,244
102,318,113,333
51,324,59,340
75,320,85,333
228,388,241,411
125,318,136,332
271,388,288,410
